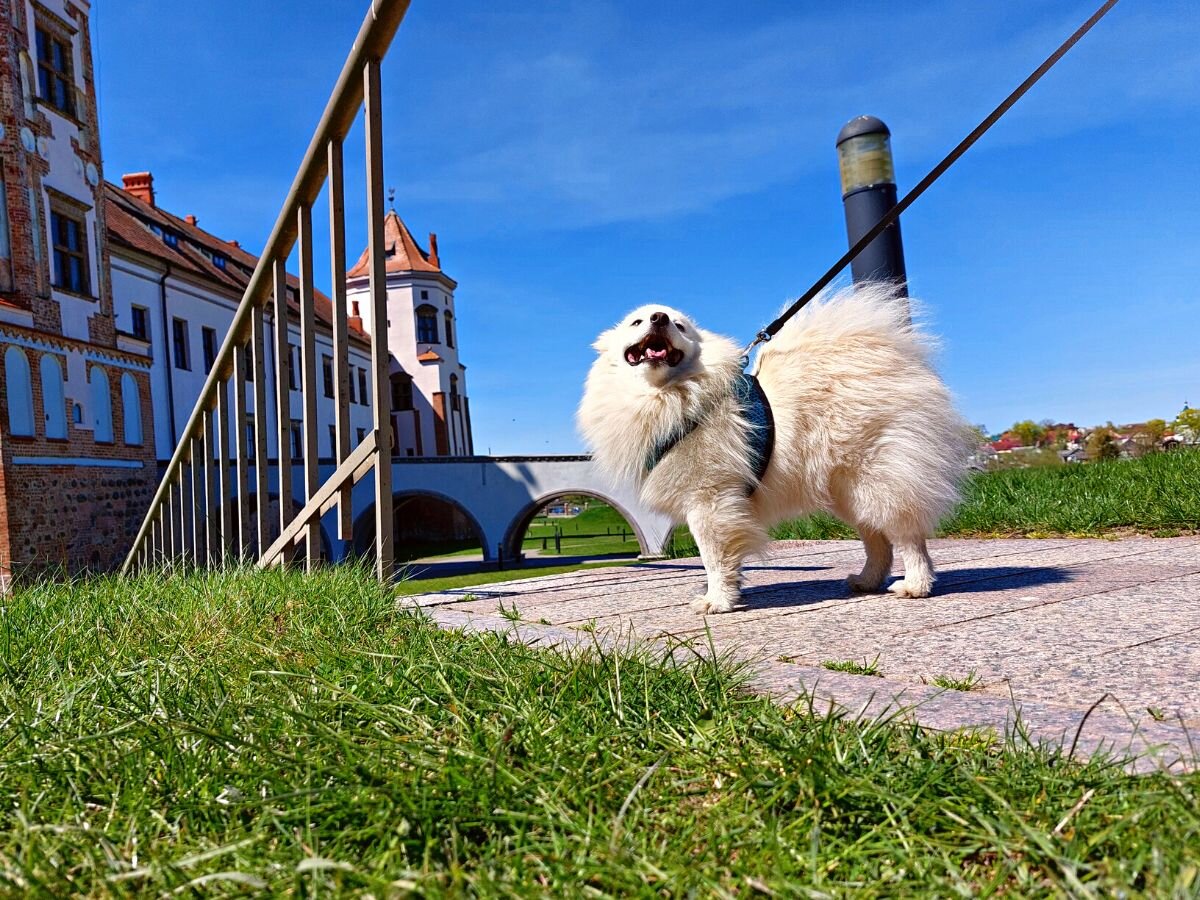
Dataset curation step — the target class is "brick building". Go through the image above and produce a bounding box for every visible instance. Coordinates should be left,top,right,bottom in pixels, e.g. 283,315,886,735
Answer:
0,0,473,586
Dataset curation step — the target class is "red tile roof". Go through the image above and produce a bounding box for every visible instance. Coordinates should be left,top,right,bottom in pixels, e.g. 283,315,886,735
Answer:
103,182,369,344
346,209,441,279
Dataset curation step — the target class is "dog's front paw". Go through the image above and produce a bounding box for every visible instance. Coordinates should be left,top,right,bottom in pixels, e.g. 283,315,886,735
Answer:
887,578,932,599
690,592,737,615
847,573,886,593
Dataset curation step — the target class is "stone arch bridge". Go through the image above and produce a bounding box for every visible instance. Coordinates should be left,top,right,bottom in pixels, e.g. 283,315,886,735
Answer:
283,455,675,566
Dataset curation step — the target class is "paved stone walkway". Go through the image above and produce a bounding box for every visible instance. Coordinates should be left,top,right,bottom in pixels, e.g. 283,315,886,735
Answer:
407,537,1200,773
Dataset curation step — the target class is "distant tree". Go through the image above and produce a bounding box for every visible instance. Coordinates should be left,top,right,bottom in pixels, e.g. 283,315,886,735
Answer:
968,424,990,446
1174,406,1200,443
1086,426,1120,461
1133,418,1169,455
1010,420,1047,448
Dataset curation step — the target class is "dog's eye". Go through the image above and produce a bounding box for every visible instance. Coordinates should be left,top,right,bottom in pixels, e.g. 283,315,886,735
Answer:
630,319,642,327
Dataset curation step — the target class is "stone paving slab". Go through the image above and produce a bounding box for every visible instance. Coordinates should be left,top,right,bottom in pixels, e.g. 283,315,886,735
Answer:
408,538,1200,773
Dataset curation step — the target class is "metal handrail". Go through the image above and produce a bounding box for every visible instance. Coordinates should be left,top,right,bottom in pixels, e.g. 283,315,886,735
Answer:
122,0,410,577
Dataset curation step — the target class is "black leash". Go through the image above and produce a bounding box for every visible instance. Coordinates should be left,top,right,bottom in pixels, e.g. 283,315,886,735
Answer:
740,0,1121,361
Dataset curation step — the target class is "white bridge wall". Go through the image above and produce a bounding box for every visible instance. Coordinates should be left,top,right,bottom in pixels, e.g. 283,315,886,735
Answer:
244,455,675,563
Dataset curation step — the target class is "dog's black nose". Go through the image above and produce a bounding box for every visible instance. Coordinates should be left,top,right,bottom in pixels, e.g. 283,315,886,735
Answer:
650,311,670,327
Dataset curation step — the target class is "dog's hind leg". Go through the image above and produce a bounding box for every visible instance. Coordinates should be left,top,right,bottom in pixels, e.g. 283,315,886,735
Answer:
887,534,935,598
847,528,893,592
686,496,765,615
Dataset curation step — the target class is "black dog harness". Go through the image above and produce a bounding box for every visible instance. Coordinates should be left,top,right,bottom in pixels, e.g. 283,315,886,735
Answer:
644,373,775,492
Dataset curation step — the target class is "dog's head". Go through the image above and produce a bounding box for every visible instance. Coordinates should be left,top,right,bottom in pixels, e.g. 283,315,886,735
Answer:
592,305,703,386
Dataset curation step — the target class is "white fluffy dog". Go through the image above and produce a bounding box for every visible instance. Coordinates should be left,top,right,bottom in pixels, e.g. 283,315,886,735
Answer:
578,285,970,614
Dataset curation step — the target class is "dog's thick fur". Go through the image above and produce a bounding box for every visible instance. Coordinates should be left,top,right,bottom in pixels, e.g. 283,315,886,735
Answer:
578,285,970,614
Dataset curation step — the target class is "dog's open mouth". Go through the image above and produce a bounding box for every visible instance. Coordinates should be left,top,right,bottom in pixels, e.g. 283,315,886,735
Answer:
625,334,685,367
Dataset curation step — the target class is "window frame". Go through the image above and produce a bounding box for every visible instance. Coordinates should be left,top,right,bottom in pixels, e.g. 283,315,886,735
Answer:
201,326,218,373
322,353,334,399
391,372,414,412
130,305,149,341
357,368,368,405
34,17,76,119
416,304,439,344
47,194,91,297
172,317,191,371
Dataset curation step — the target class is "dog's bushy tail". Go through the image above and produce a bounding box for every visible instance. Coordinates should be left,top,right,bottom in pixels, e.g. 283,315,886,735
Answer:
766,282,934,360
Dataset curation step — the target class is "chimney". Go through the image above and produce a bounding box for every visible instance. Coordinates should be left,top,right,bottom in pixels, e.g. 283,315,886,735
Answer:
185,214,198,227
121,172,155,207
227,239,240,249
428,232,440,268
348,299,363,332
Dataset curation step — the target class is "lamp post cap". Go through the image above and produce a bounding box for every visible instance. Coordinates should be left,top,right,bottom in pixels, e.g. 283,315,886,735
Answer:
837,115,891,145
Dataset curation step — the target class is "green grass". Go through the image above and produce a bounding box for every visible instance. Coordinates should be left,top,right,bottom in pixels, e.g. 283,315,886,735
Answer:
396,560,636,596
2,568,1198,895
930,671,983,692
769,450,1200,542
524,503,641,558
822,656,883,677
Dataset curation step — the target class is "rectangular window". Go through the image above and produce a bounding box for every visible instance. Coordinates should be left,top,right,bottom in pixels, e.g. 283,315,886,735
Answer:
328,425,337,455
358,368,368,405
290,421,303,459
213,254,227,270
246,421,256,453
162,230,178,248
322,354,334,398
357,427,367,444
172,318,190,370
391,374,414,412
50,209,89,294
201,327,218,372
130,306,149,341
348,367,357,404
288,344,298,391
35,27,75,118
244,341,254,382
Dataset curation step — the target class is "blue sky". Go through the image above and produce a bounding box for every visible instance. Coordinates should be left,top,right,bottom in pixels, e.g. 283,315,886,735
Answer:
93,0,1199,452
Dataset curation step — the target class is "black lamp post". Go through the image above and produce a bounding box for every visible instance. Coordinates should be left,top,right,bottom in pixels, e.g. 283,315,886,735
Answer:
836,115,908,295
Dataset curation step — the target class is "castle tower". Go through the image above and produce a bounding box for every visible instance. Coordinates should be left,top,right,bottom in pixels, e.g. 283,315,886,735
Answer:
346,208,472,457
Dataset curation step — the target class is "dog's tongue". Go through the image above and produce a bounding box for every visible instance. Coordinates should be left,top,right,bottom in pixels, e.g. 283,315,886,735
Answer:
645,346,668,360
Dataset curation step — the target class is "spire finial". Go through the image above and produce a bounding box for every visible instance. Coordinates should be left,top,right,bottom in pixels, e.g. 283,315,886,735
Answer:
387,187,396,210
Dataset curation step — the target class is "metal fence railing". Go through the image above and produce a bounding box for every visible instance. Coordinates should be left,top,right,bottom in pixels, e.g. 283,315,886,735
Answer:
122,0,412,579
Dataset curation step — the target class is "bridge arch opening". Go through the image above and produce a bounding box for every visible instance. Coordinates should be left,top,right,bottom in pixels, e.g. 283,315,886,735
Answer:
504,491,648,564
352,490,488,567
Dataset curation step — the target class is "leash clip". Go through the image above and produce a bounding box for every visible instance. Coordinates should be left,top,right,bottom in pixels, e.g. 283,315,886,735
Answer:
739,330,772,370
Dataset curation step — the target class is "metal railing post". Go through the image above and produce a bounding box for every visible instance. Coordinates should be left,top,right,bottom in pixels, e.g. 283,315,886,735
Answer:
297,203,321,569
364,57,394,580
328,138,353,541
251,305,270,554
272,260,293,546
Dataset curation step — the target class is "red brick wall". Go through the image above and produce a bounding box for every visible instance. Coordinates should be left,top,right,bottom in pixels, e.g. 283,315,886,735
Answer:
0,330,158,580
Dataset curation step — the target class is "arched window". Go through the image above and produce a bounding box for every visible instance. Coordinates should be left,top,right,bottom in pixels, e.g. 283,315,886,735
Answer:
444,310,455,349
415,304,439,344
450,373,461,412
89,365,112,443
40,354,66,439
3,346,34,436
121,372,142,445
